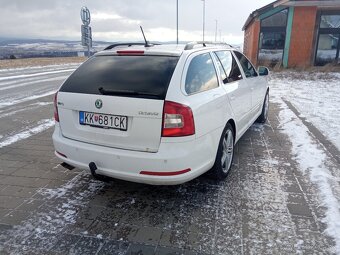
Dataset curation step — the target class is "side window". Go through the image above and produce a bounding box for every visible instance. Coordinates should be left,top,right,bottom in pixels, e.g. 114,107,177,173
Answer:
185,53,219,94
233,51,258,78
214,51,243,83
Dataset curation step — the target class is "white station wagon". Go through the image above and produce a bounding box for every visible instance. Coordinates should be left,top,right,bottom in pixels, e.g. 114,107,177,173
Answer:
53,42,269,185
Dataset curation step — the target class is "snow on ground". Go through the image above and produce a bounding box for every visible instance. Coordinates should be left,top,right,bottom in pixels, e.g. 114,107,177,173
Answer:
4,173,105,251
0,119,55,148
270,74,340,254
270,71,340,152
0,90,56,109
0,76,68,92
0,69,75,82
0,63,79,74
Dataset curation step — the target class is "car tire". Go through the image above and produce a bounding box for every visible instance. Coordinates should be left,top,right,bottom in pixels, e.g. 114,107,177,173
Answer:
256,91,269,123
211,123,234,180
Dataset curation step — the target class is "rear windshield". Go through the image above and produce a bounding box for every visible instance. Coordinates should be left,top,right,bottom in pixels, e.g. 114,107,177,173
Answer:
60,55,179,99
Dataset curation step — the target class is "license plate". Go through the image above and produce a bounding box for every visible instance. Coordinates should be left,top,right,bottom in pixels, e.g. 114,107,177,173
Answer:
79,111,128,131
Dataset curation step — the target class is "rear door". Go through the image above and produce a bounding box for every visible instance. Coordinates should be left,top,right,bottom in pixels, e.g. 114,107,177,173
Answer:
57,54,179,152
213,50,252,133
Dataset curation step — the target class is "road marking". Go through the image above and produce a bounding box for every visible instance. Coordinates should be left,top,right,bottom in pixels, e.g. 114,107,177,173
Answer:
0,69,75,81
0,76,68,91
0,90,56,109
0,119,55,148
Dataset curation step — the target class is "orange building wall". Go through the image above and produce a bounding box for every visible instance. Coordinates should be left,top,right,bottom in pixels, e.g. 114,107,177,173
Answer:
243,20,260,65
288,6,318,67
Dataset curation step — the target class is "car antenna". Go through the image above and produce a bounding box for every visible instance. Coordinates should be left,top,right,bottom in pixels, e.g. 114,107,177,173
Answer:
140,26,150,47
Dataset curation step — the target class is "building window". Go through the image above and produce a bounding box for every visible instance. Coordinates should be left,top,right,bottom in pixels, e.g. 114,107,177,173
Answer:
315,13,340,66
258,9,288,65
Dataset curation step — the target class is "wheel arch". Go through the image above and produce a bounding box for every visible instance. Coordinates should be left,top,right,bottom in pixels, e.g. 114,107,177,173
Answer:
226,119,236,143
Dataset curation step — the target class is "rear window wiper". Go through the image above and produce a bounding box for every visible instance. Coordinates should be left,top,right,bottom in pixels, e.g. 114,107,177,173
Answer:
98,87,160,98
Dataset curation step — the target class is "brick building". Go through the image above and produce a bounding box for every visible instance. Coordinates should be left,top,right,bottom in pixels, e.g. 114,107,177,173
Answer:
243,0,340,67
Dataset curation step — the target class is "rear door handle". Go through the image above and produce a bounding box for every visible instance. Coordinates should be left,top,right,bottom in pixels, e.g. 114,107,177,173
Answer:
230,96,236,101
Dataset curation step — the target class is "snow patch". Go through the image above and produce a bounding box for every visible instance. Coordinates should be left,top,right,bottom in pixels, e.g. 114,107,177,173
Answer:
278,98,340,253
0,69,75,81
3,173,105,249
0,119,55,148
0,90,56,109
0,76,68,91
270,72,340,151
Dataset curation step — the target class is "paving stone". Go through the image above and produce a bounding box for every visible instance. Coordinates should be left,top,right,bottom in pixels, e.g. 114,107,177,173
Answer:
50,234,81,254
214,235,242,255
287,203,313,217
159,229,187,249
0,176,50,188
0,184,7,191
0,209,10,218
115,224,139,242
125,243,155,255
15,199,45,211
155,246,184,255
0,196,25,209
0,167,19,176
287,193,307,204
291,215,318,233
70,236,105,254
21,232,60,251
97,240,129,255
1,186,38,198
0,209,32,225
11,168,50,178
186,231,213,253
133,226,162,245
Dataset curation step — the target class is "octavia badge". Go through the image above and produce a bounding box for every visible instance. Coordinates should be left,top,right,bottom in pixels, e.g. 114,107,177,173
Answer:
95,99,103,109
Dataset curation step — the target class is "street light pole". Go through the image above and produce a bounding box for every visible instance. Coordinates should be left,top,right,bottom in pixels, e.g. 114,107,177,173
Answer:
215,20,218,42
201,0,205,42
176,0,179,44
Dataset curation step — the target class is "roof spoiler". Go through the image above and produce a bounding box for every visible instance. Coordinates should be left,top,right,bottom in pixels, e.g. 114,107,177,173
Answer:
104,42,161,51
184,41,234,50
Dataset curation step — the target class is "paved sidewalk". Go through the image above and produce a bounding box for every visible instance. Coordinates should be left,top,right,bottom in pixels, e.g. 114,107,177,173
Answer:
0,101,338,254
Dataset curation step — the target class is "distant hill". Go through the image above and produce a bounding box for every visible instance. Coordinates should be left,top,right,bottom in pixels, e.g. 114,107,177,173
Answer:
0,37,112,59
0,37,243,59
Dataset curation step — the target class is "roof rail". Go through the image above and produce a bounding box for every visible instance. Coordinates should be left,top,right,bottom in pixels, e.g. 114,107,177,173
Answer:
104,42,161,50
184,41,234,50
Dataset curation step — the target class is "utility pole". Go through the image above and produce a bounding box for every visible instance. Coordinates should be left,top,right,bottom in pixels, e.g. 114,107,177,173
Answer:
201,0,205,42
176,0,179,44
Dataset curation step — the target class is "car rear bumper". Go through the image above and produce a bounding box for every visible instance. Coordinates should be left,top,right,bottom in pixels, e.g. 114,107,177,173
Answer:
52,124,220,185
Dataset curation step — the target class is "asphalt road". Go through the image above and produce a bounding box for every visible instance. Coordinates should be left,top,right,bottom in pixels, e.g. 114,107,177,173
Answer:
0,65,77,148
0,66,339,254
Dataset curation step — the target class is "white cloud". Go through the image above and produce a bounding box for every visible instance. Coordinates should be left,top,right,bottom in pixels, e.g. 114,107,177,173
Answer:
91,12,122,21
0,0,274,43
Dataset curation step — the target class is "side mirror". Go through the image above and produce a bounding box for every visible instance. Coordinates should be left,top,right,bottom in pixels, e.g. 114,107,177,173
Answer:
258,66,269,76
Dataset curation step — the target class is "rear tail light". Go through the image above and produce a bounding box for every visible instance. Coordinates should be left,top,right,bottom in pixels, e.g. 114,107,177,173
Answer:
54,92,59,122
162,101,195,137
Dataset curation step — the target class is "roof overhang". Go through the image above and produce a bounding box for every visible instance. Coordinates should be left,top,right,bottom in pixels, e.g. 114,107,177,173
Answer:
243,0,340,31
274,0,340,7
